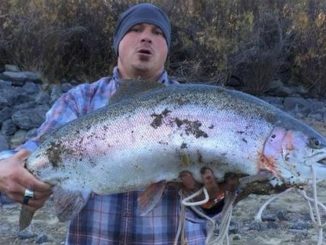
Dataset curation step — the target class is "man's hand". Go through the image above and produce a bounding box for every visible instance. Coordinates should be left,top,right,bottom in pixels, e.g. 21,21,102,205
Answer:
179,167,240,209
180,167,219,198
0,149,52,210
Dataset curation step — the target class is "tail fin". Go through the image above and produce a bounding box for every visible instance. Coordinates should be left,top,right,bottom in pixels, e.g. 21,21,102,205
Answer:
19,206,35,230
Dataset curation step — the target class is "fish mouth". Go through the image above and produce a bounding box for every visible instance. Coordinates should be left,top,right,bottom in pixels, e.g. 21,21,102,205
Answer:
309,151,326,167
317,157,326,165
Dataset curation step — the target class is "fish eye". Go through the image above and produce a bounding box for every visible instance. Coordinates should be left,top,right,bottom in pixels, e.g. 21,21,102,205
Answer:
308,137,322,149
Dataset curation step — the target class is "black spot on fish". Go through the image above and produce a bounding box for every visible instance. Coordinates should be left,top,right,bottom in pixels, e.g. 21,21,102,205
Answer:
197,150,203,163
208,125,214,129
174,118,208,138
158,141,168,145
175,118,183,127
78,137,84,146
175,97,191,105
271,134,276,138
265,113,277,124
46,141,72,168
242,138,248,143
150,108,171,129
237,131,245,134
181,143,187,149
88,158,97,168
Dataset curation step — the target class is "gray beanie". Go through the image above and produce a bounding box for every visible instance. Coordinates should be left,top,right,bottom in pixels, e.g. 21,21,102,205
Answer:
113,3,171,55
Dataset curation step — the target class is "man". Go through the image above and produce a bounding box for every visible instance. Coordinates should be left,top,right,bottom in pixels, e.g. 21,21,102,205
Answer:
0,3,227,244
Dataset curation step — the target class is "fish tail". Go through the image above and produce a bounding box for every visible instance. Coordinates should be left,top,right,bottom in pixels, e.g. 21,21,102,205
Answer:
19,206,35,230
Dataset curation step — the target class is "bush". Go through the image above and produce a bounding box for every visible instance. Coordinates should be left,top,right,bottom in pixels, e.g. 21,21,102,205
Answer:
0,0,325,97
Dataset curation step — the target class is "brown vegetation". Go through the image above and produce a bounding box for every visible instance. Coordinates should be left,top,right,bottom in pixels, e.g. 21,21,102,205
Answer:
0,0,325,96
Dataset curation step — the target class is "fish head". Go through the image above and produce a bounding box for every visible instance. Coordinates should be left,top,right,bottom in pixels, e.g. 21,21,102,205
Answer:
262,126,326,186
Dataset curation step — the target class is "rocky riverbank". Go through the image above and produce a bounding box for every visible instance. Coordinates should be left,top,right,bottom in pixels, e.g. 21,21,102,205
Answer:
0,64,325,244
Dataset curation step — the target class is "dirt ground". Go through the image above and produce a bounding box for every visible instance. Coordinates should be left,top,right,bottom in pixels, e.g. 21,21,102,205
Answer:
1,121,325,245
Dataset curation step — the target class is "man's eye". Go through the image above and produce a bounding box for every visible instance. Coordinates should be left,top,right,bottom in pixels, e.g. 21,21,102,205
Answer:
154,30,163,35
130,27,140,32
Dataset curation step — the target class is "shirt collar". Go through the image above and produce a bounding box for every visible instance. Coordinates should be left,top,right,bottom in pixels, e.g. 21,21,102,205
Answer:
112,66,169,84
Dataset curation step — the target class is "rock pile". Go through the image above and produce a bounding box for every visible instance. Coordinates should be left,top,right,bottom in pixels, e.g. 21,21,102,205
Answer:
0,65,73,151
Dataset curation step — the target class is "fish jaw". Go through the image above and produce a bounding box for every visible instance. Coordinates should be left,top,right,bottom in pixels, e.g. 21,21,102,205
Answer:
262,127,326,185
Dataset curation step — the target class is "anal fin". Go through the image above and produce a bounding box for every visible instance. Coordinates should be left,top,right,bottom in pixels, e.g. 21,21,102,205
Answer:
138,180,166,216
52,186,90,222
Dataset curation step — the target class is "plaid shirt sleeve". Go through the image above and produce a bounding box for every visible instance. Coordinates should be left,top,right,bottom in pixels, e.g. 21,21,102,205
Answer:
18,77,115,152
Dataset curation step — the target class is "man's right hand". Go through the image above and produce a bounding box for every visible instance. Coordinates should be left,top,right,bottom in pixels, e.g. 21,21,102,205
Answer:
0,149,52,210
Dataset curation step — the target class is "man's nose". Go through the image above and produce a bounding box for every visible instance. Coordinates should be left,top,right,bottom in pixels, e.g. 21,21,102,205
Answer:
140,31,153,44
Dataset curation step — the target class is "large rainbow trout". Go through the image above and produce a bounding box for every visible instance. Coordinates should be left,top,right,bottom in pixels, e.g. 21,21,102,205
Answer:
21,83,326,229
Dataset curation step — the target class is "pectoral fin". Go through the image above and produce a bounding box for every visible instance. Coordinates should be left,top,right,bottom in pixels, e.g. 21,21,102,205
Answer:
52,186,90,222
138,180,166,216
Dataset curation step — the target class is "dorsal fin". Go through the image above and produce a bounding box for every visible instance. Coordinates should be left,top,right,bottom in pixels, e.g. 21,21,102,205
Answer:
110,79,165,104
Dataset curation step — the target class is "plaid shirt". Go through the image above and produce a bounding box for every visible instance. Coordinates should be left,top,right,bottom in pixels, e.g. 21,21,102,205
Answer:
17,68,214,245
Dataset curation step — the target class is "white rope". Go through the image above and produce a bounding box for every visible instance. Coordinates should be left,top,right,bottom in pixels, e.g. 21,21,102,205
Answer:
310,166,323,245
181,187,209,206
175,187,236,245
211,191,236,245
256,166,326,245
254,188,293,222
175,188,210,245
175,167,326,245
298,189,326,214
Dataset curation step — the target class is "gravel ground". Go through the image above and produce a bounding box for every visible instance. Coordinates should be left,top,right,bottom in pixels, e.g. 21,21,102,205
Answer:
1,119,325,245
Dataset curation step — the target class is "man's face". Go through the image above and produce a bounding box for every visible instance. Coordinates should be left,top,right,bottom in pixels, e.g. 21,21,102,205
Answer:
117,23,168,80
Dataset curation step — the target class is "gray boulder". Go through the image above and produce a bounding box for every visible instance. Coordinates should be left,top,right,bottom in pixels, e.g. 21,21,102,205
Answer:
2,71,41,85
1,119,17,136
0,134,8,151
4,64,20,72
11,105,49,130
0,107,12,123
0,80,12,89
23,81,41,94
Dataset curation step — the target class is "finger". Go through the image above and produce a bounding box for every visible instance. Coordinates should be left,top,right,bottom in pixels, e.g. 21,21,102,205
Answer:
15,149,31,163
200,167,219,198
179,171,199,191
4,181,26,200
224,173,240,192
10,190,50,208
30,190,52,201
16,168,52,193
24,195,49,209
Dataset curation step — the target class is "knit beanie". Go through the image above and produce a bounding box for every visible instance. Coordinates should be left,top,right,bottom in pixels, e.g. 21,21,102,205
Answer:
113,3,171,55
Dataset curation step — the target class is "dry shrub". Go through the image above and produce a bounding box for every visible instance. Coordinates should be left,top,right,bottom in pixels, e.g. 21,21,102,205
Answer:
290,10,326,96
0,0,325,98
228,12,285,94
0,0,118,82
